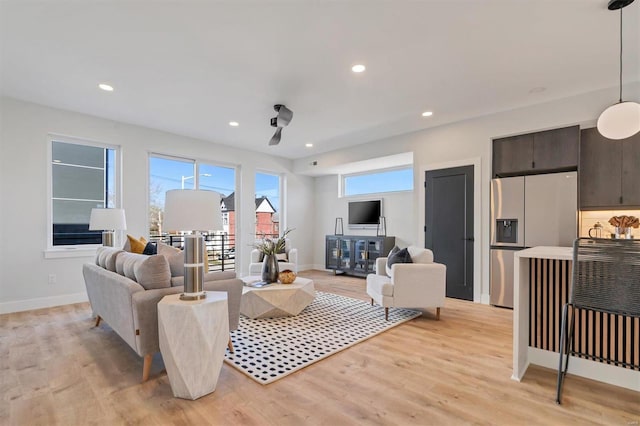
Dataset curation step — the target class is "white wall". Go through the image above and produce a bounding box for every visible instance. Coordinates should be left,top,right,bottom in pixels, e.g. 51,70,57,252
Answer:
299,84,640,303
312,175,415,269
0,97,314,313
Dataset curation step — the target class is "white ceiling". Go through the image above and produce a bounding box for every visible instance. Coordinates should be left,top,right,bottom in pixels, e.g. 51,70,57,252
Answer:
1,1,639,159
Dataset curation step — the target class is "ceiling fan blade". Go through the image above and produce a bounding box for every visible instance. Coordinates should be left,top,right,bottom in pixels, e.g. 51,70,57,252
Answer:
277,105,293,127
269,127,282,145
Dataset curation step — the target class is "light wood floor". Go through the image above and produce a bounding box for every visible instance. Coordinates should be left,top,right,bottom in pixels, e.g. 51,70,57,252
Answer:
2,270,638,425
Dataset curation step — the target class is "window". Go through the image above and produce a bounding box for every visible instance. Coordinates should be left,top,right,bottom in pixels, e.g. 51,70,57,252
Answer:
255,172,281,237
343,167,413,196
148,156,235,236
50,138,118,246
149,154,236,271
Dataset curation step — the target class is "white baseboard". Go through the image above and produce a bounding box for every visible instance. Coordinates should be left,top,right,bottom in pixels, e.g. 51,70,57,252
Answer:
0,292,88,315
481,293,491,305
528,347,640,392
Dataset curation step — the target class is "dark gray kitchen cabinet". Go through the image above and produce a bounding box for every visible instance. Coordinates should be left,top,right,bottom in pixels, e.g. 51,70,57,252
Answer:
493,133,534,176
532,126,579,172
622,136,640,206
493,126,579,177
580,127,640,209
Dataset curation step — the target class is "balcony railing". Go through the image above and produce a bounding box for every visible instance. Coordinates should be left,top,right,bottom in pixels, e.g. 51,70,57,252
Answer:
149,233,235,272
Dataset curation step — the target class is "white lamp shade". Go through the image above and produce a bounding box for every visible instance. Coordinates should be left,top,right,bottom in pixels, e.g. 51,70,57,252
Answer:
597,101,640,140
89,208,127,230
163,190,223,232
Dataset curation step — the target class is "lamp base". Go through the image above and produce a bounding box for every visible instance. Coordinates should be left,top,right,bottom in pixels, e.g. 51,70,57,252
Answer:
181,233,207,301
180,292,207,301
102,231,115,247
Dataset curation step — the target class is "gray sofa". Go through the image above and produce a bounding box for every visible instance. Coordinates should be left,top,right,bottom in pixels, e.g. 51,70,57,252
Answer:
83,246,243,382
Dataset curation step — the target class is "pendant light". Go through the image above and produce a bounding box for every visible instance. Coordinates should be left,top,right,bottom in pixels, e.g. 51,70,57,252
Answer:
596,0,640,140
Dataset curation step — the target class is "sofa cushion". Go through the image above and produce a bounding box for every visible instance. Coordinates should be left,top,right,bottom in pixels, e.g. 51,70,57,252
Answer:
133,255,171,290
158,242,184,277
115,251,171,289
96,247,124,271
105,249,124,272
170,271,236,287
387,247,413,278
385,246,400,277
407,246,433,264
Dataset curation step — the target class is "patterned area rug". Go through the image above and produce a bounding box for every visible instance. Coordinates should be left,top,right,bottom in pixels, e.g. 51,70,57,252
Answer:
224,291,421,384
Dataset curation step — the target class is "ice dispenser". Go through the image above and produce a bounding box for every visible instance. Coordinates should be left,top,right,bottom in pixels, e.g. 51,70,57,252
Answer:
495,219,518,244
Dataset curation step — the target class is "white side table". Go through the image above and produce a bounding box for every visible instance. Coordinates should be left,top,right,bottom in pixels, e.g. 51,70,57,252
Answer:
158,291,229,400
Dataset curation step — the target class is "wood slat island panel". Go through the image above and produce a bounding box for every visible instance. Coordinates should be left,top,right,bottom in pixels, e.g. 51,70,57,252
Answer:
514,246,640,392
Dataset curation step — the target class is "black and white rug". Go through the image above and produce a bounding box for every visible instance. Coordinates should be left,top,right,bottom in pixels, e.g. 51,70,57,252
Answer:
224,291,421,384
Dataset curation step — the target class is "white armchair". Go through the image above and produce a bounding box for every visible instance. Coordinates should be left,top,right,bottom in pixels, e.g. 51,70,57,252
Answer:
366,246,446,320
248,239,298,275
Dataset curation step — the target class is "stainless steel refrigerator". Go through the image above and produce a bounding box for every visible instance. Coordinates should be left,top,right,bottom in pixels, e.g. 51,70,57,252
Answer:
490,172,577,308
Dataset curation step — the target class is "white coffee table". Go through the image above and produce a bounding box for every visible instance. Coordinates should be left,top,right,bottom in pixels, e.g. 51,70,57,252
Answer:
240,276,315,319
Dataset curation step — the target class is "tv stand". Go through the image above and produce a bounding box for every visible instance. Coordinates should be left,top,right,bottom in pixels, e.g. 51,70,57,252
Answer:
325,235,395,278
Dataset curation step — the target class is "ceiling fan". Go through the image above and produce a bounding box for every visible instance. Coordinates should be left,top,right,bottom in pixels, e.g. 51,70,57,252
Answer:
268,104,293,146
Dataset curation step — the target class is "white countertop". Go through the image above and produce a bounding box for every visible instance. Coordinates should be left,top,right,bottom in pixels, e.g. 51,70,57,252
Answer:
514,246,572,261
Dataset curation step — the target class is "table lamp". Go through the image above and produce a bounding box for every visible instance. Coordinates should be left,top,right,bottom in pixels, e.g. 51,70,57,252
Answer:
163,190,222,300
89,208,127,247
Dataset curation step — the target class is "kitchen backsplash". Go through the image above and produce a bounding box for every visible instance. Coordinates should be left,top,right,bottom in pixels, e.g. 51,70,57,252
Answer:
579,210,640,239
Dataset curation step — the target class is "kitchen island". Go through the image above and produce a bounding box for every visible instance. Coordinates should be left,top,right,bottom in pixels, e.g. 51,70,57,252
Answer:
513,246,639,391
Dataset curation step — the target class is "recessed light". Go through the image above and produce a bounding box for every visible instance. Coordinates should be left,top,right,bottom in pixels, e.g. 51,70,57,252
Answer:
351,64,366,73
422,111,433,117
229,121,239,127
98,83,114,92
305,143,313,148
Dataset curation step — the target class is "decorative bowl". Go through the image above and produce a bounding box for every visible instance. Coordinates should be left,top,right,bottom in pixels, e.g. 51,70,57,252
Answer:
278,269,296,284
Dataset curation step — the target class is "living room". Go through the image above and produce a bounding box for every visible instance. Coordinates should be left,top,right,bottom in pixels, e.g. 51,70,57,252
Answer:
1,1,639,424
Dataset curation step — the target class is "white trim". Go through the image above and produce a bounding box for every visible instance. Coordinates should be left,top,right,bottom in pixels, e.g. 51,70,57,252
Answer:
419,157,483,303
0,292,89,315
43,247,98,259
526,347,640,392
47,134,122,250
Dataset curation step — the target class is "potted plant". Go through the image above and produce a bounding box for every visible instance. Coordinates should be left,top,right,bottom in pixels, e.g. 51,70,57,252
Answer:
254,228,293,283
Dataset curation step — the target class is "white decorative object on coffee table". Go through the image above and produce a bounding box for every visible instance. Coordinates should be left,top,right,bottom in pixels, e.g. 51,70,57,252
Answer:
158,291,229,400
240,276,315,319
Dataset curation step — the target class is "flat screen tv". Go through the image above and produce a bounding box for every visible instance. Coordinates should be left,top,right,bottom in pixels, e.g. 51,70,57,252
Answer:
348,200,382,227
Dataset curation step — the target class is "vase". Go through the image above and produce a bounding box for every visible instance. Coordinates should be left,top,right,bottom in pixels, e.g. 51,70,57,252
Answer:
261,254,279,283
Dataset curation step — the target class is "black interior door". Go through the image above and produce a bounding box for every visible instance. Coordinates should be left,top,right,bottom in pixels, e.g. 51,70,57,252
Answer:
425,166,474,301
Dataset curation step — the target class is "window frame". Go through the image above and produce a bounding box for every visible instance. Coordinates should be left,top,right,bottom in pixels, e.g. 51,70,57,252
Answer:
254,170,285,235
340,165,414,198
147,152,239,236
46,134,121,253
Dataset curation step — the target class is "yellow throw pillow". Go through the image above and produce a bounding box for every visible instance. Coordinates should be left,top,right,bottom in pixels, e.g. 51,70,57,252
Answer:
127,235,147,254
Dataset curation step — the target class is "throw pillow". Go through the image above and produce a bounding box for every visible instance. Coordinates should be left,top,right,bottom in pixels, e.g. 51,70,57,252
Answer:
385,245,400,276
407,245,433,264
133,255,171,290
386,247,413,277
276,252,288,262
157,242,184,277
142,241,157,255
125,235,147,254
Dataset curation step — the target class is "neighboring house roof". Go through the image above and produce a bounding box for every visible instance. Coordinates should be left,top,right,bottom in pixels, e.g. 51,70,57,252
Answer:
221,193,235,212
255,196,276,213
221,192,276,214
